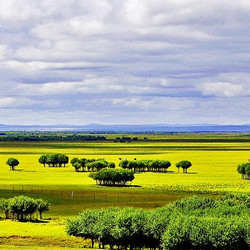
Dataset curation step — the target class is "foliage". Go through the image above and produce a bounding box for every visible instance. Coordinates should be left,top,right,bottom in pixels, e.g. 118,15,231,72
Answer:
6,158,19,170
71,157,115,172
175,160,192,173
237,162,250,179
38,154,69,167
89,168,135,186
119,159,171,173
0,196,50,221
67,194,250,249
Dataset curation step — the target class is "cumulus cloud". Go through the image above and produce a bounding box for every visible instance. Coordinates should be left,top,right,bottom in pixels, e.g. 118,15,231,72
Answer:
0,0,250,124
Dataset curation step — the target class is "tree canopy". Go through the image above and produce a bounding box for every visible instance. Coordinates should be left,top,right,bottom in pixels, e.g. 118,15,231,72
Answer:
6,158,19,170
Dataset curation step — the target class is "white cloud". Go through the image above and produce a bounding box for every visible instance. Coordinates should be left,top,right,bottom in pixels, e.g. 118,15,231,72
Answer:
200,82,248,97
0,0,250,124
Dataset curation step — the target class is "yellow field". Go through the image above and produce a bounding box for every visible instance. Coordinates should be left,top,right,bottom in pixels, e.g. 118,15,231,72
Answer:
0,138,249,248
0,141,249,193
0,142,250,192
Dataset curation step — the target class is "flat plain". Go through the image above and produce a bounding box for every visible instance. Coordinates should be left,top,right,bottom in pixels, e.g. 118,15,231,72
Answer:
0,133,249,248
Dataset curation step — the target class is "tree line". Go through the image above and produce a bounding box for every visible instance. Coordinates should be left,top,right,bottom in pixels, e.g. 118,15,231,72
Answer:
119,159,192,173
0,135,106,142
89,168,135,186
237,162,250,179
66,194,250,249
0,196,50,221
70,158,115,172
38,154,69,167
114,136,138,143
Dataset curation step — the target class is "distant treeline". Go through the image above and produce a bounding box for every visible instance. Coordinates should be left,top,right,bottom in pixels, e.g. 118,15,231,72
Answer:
0,135,106,142
67,194,250,249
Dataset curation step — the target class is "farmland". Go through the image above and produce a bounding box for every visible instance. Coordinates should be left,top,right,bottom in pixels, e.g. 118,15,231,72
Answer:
0,133,249,248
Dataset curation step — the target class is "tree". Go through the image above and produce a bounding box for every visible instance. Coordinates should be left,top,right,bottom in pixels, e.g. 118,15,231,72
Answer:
176,160,192,173
108,162,115,168
0,198,10,219
119,159,129,169
73,162,82,172
245,164,250,179
66,209,103,248
237,163,247,179
6,158,19,170
57,154,69,167
89,168,135,186
70,157,79,166
38,155,47,167
8,195,37,221
36,199,50,219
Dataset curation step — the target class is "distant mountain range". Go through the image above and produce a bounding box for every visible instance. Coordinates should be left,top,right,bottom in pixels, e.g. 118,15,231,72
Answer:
0,124,250,132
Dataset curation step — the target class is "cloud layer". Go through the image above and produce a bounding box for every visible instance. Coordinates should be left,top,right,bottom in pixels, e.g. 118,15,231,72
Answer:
0,0,250,125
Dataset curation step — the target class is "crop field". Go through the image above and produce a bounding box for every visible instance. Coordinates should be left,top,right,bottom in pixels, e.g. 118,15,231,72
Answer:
0,133,249,249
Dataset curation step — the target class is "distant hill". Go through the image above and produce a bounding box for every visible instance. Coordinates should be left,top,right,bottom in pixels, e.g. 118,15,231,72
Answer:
0,124,250,133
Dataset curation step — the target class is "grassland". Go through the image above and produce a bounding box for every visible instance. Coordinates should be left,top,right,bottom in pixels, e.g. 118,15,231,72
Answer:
0,133,249,248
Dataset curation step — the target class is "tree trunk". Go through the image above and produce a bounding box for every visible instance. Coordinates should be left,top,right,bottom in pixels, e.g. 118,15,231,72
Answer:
91,239,94,248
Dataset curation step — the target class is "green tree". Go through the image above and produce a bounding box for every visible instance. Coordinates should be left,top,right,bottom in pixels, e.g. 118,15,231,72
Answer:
176,160,192,173
36,199,50,219
8,195,37,221
0,198,10,219
237,163,247,179
108,162,115,168
66,209,103,248
38,155,47,167
6,158,19,170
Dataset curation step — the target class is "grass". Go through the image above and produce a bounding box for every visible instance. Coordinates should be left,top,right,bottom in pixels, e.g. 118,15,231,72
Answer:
0,134,249,248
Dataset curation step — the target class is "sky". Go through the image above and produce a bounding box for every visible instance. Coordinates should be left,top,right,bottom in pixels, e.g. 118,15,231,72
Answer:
0,0,250,125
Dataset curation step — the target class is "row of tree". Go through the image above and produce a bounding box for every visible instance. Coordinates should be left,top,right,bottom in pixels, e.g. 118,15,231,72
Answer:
119,160,192,173
0,135,106,142
114,136,138,143
66,194,250,249
38,154,69,167
70,158,115,172
237,162,250,179
0,196,50,221
89,168,135,186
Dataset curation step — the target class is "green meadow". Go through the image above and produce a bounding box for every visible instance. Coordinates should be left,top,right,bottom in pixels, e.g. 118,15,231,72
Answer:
0,134,249,248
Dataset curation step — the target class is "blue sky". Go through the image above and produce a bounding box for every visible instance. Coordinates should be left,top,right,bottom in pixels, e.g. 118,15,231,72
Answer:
0,0,249,125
